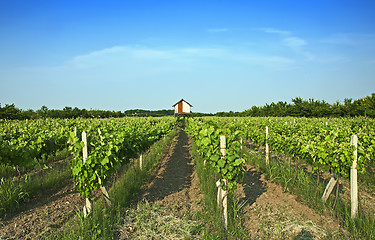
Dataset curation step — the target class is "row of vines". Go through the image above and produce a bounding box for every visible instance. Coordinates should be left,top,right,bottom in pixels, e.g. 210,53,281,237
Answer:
186,116,375,231
0,117,177,198
67,117,176,198
189,116,375,179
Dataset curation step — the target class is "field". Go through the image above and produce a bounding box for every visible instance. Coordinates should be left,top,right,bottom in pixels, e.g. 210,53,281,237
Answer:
0,116,374,239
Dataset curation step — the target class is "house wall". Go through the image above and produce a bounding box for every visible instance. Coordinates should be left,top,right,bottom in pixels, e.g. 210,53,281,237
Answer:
182,101,190,113
174,100,191,114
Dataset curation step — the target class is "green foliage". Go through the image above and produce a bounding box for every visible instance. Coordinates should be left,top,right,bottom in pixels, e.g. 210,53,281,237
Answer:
244,145,375,240
0,118,69,170
67,117,176,199
186,118,246,192
42,127,178,240
218,93,375,118
0,103,177,119
0,177,28,214
0,162,71,214
237,116,374,178
0,117,176,201
0,103,23,120
189,115,374,187
191,135,249,239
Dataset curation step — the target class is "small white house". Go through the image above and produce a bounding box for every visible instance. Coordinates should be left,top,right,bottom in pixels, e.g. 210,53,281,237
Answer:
173,99,192,115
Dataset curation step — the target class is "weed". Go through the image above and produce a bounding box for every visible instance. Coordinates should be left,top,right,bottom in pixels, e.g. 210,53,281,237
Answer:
0,177,28,214
243,145,375,239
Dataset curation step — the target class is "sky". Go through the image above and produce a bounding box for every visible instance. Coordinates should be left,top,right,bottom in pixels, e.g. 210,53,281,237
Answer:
1,0,375,113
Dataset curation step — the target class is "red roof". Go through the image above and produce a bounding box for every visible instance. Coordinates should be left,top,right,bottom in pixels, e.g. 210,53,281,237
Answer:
172,99,192,107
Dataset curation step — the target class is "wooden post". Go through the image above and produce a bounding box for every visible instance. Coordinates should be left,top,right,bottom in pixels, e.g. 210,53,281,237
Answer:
321,175,337,202
82,131,88,160
82,131,92,218
220,135,226,156
220,135,228,229
74,126,77,137
266,126,269,165
222,179,228,229
83,198,92,217
350,134,358,219
216,180,222,207
100,186,112,207
140,154,143,170
82,131,112,214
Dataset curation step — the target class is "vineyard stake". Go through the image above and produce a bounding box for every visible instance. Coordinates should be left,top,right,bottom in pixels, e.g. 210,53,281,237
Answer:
100,186,112,207
350,134,358,219
266,126,269,165
321,175,337,203
220,135,226,156
220,135,228,229
140,153,143,170
216,180,222,207
82,131,92,218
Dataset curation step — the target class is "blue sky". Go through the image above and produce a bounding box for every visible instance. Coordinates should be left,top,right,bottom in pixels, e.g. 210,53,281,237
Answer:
1,0,375,113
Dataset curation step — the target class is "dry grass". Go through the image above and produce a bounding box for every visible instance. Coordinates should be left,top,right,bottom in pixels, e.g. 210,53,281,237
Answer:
253,203,330,239
118,200,204,240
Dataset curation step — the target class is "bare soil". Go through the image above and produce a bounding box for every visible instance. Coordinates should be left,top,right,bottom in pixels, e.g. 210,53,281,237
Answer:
121,129,348,239
235,165,350,239
117,128,204,239
136,128,203,213
254,141,375,228
0,182,84,240
0,129,353,239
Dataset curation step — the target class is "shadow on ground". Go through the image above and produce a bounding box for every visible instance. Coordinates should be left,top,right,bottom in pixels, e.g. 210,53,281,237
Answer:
240,167,267,208
142,128,194,203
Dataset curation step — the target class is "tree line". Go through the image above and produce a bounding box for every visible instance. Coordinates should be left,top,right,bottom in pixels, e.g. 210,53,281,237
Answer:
1,93,374,119
0,105,175,119
218,93,375,117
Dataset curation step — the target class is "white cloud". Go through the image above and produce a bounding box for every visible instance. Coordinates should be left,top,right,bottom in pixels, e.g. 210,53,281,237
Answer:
320,33,375,48
207,28,229,33
59,45,294,73
179,47,225,57
240,55,295,70
258,27,314,60
283,37,306,50
258,28,291,36
321,34,357,45
283,37,314,60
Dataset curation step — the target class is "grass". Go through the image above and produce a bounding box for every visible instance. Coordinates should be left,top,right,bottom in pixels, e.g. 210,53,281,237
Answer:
0,148,71,180
118,200,204,239
48,124,249,239
42,127,179,239
0,158,71,216
242,147,375,239
191,139,249,239
0,148,72,215
359,166,375,193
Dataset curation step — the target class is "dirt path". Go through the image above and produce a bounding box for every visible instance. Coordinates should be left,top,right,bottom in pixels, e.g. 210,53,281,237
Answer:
123,129,349,239
1,128,350,239
236,165,349,239
132,127,203,217
117,127,204,239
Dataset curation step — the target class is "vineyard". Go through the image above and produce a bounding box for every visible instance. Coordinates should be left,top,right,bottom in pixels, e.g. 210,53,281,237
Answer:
1,116,375,239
